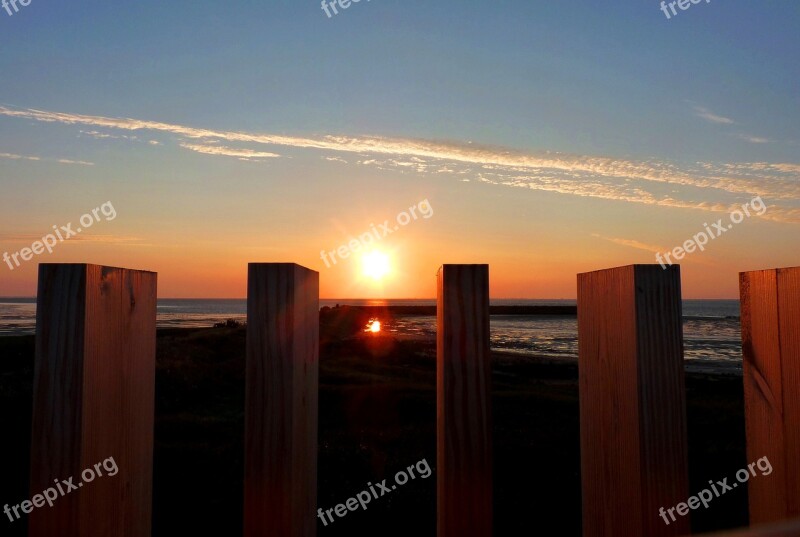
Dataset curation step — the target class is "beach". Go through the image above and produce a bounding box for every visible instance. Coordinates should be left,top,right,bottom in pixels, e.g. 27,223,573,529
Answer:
0,320,748,536
0,298,744,366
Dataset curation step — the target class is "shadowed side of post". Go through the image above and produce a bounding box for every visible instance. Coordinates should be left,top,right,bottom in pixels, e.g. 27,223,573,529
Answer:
437,264,492,537
740,266,800,525
244,263,319,537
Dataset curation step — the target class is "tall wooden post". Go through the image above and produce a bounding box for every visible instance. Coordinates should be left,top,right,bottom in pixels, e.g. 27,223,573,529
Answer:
437,264,492,537
29,264,157,537
245,263,319,537
578,265,689,537
740,266,800,524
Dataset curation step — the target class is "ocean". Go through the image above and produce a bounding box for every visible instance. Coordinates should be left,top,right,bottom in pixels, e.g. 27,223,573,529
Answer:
0,298,741,363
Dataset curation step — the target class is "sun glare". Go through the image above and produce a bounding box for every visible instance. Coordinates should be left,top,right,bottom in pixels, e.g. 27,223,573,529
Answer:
361,250,390,281
367,319,381,333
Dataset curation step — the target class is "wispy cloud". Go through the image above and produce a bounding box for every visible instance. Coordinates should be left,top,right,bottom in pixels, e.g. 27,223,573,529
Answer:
591,234,666,253
0,233,146,244
0,152,40,162
590,233,720,267
693,106,735,125
66,234,148,244
1,105,798,223
1,151,93,166
56,158,95,166
81,129,163,147
693,105,778,145
179,142,280,160
733,133,771,144
81,130,123,140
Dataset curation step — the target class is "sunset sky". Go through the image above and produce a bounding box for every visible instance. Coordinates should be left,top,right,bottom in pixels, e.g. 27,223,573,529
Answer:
0,0,798,298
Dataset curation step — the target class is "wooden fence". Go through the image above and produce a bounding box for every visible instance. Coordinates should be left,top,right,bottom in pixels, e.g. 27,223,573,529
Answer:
25,262,800,536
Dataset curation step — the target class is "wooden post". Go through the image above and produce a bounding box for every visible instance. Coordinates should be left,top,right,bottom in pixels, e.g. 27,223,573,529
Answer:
30,264,157,537
578,265,689,537
244,263,319,537
437,264,492,537
740,266,800,524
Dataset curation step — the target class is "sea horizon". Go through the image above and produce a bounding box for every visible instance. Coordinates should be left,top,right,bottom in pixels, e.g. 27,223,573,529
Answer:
0,296,743,302
0,298,744,364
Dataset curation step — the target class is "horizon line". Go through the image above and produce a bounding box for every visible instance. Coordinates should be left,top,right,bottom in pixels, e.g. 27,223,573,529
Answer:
0,296,741,301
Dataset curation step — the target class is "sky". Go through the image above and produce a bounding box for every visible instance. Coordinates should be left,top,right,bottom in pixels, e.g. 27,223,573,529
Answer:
0,0,798,298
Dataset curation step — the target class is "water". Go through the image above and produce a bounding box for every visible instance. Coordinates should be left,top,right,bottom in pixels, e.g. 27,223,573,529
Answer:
0,298,741,362
0,298,36,337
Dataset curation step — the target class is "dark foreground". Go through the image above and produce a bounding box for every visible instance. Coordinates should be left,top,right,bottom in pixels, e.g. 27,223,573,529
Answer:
1,327,746,536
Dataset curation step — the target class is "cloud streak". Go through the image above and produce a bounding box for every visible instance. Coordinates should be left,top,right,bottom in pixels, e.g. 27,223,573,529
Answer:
734,133,771,144
694,106,735,125
0,233,146,244
1,105,798,223
1,151,94,166
591,234,666,253
0,152,40,162
179,142,280,160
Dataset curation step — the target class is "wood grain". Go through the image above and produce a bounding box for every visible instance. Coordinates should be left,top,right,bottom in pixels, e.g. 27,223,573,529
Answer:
740,266,800,524
437,264,492,537
244,263,319,537
30,264,157,537
578,264,689,537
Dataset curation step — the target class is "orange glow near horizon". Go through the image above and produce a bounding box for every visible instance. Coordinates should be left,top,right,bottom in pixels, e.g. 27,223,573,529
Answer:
0,190,789,300
0,241,773,299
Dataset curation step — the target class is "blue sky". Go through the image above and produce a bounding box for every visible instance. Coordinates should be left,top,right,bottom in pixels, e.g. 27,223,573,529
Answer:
0,0,798,297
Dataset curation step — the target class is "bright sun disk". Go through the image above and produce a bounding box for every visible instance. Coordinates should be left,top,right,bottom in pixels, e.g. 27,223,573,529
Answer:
362,251,390,280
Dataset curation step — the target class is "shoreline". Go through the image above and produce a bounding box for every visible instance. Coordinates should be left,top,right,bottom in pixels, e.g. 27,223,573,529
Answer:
322,305,578,315
0,327,744,378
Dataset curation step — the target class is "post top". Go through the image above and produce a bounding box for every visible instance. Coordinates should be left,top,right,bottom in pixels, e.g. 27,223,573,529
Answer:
740,265,800,276
39,263,157,275
248,262,318,275
437,264,489,275
578,264,680,278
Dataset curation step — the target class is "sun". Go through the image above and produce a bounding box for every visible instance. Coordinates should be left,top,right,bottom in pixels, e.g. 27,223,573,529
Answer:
361,250,390,281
